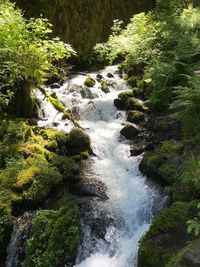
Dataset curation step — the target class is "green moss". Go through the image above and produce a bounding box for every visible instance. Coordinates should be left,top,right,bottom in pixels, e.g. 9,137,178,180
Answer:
23,202,80,267
0,203,13,262
100,80,110,93
80,150,90,159
50,155,79,183
139,201,197,267
158,162,178,185
160,141,184,155
0,119,31,144
47,95,65,113
118,91,134,100
139,151,161,178
126,97,148,112
84,76,96,87
66,128,90,155
127,110,144,123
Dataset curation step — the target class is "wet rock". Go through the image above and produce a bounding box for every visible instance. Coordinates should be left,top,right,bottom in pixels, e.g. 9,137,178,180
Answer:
107,73,114,78
91,215,114,240
84,76,96,87
114,98,124,110
70,183,106,199
53,122,60,127
80,88,95,99
139,151,162,178
138,201,197,267
127,110,145,124
126,97,149,113
96,74,103,82
179,239,200,267
120,124,140,139
130,143,147,156
71,106,80,120
50,82,61,89
100,80,110,94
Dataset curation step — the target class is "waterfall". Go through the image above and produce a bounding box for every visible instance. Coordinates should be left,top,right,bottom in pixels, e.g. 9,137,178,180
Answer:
36,65,165,267
5,212,34,267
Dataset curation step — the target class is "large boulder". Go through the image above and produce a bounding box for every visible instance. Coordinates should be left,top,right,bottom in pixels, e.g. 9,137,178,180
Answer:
120,124,140,139
127,110,145,123
66,128,91,155
138,201,198,267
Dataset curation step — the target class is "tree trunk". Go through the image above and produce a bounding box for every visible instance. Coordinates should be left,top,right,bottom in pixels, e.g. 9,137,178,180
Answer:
13,79,34,118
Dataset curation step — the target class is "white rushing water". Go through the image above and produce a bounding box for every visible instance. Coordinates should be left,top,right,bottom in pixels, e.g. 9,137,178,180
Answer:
37,65,164,267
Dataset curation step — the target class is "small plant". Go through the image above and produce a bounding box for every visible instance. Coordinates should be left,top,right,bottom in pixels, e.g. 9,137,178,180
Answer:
187,203,200,236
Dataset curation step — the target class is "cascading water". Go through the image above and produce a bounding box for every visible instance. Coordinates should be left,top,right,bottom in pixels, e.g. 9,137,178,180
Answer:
36,65,165,267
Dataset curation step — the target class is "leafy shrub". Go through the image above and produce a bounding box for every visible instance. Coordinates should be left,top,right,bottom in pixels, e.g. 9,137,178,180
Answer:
0,0,75,116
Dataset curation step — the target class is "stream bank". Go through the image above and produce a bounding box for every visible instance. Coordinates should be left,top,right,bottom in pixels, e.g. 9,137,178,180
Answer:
1,65,166,267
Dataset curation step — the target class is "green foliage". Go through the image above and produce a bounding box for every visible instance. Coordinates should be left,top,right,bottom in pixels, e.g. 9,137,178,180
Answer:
187,203,200,236
95,0,200,122
23,202,80,267
0,0,75,114
15,0,155,56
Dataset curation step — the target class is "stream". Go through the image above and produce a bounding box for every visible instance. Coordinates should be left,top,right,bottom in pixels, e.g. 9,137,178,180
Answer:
6,66,165,267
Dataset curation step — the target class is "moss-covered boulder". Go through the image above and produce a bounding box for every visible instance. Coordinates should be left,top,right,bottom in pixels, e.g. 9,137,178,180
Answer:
50,155,80,183
8,156,63,205
118,91,134,100
173,158,200,202
0,203,13,264
138,201,198,267
127,110,145,123
23,202,80,267
84,76,96,87
100,80,110,93
139,141,183,185
120,124,140,140
114,92,148,113
139,151,162,179
66,128,90,155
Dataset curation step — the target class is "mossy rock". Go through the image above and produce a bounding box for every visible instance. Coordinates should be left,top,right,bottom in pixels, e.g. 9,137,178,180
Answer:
50,155,80,183
0,203,13,263
66,128,90,155
126,97,148,112
166,239,200,267
100,80,110,93
13,157,63,205
23,202,80,267
84,76,96,87
157,161,178,185
118,91,134,101
127,110,145,123
120,124,140,140
160,141,184,155
139,151,162,179
138,201,198,267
